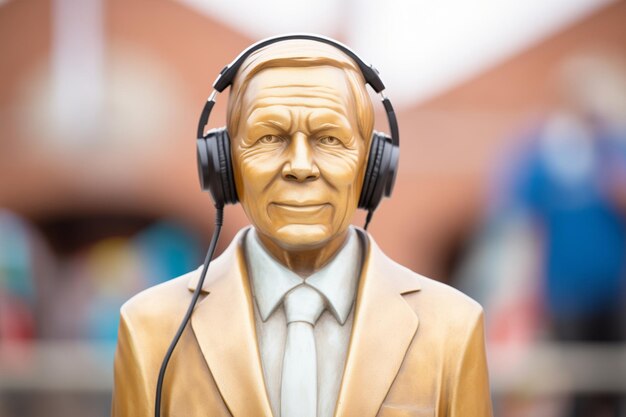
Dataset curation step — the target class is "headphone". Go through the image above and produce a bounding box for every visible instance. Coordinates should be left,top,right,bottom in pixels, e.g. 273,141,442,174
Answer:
195,33,400,226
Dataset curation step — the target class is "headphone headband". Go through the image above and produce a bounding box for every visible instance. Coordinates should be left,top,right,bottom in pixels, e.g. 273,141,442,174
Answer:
212,33,385,93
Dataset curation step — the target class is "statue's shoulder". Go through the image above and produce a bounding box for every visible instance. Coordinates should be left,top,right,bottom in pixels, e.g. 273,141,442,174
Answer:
382,255,485,345
121,227,251,323
412,273,484,318
357,229,482,322
388,257,481,316
362,230,483,326
119,227,249,332
120,268,201,330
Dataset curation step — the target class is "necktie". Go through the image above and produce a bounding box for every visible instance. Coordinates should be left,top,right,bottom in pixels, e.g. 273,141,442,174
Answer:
281,285,325,417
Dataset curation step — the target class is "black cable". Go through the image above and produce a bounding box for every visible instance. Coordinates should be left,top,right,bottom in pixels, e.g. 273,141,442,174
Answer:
364,209,374,230
155,206,224,417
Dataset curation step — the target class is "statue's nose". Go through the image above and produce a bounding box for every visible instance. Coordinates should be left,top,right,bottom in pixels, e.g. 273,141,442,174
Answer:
282,133,320,182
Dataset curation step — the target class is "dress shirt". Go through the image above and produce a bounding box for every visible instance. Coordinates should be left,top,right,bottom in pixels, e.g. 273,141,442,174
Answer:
244,227,362,417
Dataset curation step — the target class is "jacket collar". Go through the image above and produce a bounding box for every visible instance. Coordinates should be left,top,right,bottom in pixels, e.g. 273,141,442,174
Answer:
187,226,421,417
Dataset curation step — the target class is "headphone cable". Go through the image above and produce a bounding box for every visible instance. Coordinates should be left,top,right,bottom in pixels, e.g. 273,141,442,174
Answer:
364,209,373,231
154,206,224,417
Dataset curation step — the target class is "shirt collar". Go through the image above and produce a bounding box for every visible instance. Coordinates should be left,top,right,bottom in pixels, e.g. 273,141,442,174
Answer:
244,227,361,325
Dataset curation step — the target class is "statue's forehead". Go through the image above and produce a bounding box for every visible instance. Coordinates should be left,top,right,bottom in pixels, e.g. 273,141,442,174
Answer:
244,66,350,97
240,66,353,117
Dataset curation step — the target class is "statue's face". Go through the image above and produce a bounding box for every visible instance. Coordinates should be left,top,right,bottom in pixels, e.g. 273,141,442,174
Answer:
232,66,368,250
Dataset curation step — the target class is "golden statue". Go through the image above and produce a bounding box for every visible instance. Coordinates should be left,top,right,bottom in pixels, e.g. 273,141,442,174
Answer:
112,35,493,417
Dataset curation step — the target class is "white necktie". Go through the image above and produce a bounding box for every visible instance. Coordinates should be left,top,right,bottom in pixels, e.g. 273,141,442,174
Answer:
281,285,325,417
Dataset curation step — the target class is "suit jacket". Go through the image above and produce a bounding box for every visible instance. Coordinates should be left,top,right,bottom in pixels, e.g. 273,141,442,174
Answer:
112,227,493,417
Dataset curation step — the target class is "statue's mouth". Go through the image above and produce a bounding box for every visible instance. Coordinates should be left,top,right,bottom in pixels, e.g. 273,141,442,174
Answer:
271,202,330,214
268,202,333,224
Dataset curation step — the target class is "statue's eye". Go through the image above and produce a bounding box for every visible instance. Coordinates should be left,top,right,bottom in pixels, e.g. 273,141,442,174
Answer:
319,136,341,146
257,135,283,145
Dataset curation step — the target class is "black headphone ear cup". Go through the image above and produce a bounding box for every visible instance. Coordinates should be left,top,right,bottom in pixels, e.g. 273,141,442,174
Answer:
384,144,400,196
358,132,385,210
359,131,398,212
196,127,238,207
215,128,238,205
196,136,212,193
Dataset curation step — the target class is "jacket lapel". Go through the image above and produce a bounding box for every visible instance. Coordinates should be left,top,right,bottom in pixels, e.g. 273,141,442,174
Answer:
334,230,421,417
187,228,273,417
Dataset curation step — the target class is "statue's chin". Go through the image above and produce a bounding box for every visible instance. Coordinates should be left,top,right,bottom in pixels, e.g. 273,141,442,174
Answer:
269,223,333,251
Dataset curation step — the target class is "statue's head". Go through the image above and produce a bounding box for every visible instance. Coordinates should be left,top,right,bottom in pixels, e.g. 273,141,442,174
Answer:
227,40,374,251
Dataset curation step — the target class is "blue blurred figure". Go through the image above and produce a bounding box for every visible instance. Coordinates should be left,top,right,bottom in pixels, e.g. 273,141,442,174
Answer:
501,54,626,417
515,112,626,342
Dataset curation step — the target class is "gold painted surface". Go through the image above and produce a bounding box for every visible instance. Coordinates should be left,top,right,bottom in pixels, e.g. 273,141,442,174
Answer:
112,39,492,417
112,228,492,417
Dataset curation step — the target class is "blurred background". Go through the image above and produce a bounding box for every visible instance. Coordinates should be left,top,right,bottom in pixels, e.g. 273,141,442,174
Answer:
1,0,625,416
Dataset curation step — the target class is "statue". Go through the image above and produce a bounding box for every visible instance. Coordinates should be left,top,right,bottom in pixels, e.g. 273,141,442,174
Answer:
112,35,493,417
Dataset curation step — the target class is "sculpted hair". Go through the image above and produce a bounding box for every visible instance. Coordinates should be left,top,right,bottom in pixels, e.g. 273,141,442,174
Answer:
226,40,375,143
